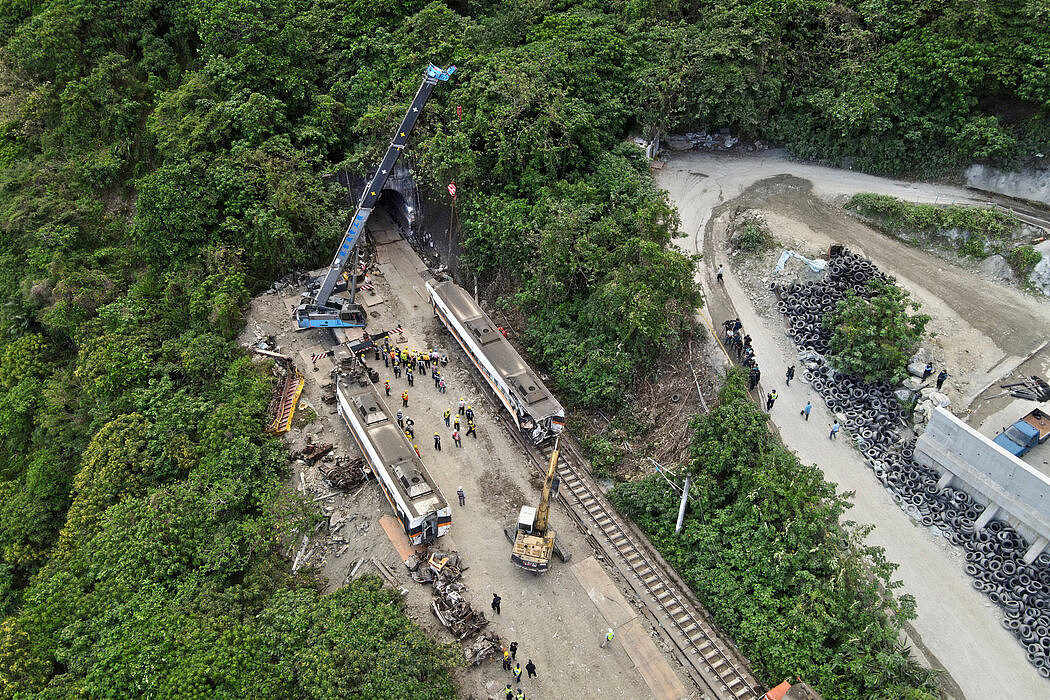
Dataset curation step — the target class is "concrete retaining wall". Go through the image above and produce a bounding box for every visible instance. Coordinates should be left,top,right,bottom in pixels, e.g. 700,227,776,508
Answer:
915,407,1050,562
964,163,1050,206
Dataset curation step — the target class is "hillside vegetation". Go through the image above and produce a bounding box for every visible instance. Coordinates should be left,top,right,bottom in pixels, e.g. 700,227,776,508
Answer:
612,369,941,700
0,0,1046,696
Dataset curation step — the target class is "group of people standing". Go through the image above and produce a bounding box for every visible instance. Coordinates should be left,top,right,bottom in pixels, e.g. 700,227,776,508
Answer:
376,338,480,457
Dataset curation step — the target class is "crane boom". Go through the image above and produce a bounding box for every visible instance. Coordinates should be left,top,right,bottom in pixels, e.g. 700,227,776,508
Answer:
534,441,559,534
295,63,455,329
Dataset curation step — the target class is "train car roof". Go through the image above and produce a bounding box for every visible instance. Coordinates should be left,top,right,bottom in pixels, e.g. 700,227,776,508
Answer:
338,380,445,518
430,281,563,415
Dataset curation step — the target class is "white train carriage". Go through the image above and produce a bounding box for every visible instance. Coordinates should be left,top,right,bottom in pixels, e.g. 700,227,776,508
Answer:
426,280,565,444
336,380,451,544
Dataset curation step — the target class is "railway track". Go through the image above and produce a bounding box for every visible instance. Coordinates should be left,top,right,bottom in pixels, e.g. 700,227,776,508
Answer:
517,430,763,700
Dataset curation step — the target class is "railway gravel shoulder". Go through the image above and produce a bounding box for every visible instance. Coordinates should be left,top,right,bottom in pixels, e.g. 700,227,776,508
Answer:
504,417,764,700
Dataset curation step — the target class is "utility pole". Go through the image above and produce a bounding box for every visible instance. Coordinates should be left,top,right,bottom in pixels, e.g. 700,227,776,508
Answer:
675,475,692,534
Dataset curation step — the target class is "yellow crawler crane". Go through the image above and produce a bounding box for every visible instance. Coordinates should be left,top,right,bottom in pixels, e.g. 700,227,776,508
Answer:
510,441,562,572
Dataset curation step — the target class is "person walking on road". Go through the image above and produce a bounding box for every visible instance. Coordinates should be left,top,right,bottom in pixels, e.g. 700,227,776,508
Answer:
458,397,465,414
525,659,537,679
453,430,461,447
466,420,477,439
786,365,795,386
393,363,401,379
936,369,949,390
600,627,614,648
406,368,414,386
717,264,724,283
829,421,840,440
766,389,778,411
457,486,465,506
801,400,812,421
433,433,441,451
465,405,475,422
454,415,460,431
438,378,446,393
384,380,390,396
443,409,451,427
492,593,501,615
401,390,409,407
396,410,403,429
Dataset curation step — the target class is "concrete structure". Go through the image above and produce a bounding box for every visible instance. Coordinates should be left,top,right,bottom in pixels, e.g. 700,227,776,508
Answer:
916,407,1050,563
331,161,421,234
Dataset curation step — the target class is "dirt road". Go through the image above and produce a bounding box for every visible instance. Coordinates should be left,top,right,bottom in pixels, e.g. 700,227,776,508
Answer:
656,151,1050,698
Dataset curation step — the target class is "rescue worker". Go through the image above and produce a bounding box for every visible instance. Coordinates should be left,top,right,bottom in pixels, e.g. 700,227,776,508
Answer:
600,627,614,648
433,369,441,388
458,397,465,414
441,353,448,367
465,405,474,422
454,415,460,431
504,684,513,700
402,390,409,408
384,380,390,396
443,409,451,427
453,430,461,447
466,420,477,439
766,389,778,411
438,378,446,394
515,690,524,700
513,662,522,683
393,362,401,379
396,409,404,429
406,368,414,386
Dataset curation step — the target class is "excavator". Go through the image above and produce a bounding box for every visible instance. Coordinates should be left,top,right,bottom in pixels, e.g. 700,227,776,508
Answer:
509,439,571,572
294,62,455,330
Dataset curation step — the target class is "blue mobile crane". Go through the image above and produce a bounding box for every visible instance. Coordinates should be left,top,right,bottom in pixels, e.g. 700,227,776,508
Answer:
295,63,456,329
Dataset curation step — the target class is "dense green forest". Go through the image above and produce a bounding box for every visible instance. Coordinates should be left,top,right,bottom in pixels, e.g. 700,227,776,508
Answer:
0,0,1046,696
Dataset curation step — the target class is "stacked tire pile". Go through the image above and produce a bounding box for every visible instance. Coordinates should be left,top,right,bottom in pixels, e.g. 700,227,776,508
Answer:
773,247,1050,678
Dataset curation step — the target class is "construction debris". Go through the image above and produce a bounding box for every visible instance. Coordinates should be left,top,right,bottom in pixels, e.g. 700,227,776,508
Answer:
296,443,334,465
464,630,503,666
431,581,488,641
1001,375,1050,402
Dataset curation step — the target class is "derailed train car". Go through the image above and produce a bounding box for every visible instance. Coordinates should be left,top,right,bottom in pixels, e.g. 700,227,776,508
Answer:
426,280,564,444
336,379,451,544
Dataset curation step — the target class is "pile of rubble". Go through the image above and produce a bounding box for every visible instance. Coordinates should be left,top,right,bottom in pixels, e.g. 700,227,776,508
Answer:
404,549,502,663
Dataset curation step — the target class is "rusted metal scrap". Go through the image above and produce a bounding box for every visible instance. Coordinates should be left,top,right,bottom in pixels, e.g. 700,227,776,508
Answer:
464,630,502,666
297,443,334,465
318,456,366,489
431,582,488,641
